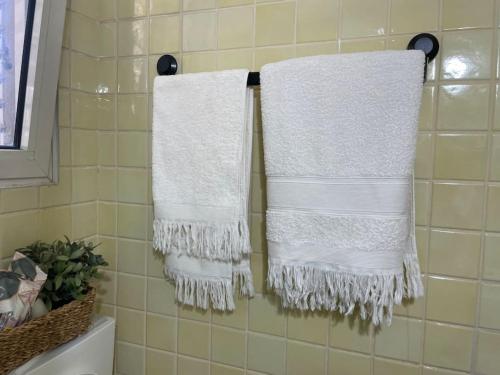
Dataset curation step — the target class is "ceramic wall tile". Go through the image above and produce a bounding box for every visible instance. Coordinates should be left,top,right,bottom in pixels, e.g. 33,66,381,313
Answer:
437,84,490,130
431,183,484,230
150,15,180,54
423,322,473,371
483,233,500,281
441,30,493,80
442,0,494,30
118,19,148,56
479,282,500,329
426,276,478,325
118,0,147,18
341,0,388,38
475,330,500,375
390,0,439,34
428,229,481,278
211,326,246,368
286,341,326,375
328,350,371,375
296,0,338,43
434,133,488,180
183,12,217,52
218,7,254,49
255,2,295,47
150,0,180,15
247,333,286,375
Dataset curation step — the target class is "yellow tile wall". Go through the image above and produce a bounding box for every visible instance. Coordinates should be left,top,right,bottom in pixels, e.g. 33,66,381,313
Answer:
2,0,500,374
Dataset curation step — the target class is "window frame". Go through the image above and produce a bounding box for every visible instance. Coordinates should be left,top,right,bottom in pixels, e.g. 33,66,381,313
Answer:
0,0,66,188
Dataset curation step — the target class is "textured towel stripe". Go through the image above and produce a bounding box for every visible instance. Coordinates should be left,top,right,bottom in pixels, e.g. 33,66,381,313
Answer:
267,176,411,215
268,241,404,272
154,202,238,222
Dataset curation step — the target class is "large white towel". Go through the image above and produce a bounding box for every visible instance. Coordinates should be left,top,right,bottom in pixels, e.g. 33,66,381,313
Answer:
260,51,425,325
152,70,254,311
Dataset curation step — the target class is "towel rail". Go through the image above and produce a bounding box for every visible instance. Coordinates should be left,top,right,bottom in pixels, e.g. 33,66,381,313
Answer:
156,33,439,85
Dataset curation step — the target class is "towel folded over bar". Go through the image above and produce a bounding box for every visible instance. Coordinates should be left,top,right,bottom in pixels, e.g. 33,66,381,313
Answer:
260,51,425,325
152,70,254,311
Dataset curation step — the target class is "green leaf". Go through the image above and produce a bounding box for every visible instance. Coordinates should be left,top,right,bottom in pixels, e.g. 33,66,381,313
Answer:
40,251,51,262
69,248,85,259
63,263,74,274
56,255,69,261
73,262,83,272
45,279,53,291
55,275,63,290
54,261,66,274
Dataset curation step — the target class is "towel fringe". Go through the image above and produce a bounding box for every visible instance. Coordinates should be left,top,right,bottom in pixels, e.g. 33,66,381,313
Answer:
233,269,255,297
166,269,236,311
267,254,423,326
403,253,424,298
154,219,250,261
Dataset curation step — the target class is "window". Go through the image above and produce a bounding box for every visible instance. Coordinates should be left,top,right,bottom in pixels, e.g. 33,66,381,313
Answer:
0,0,67,187
0,0,34,148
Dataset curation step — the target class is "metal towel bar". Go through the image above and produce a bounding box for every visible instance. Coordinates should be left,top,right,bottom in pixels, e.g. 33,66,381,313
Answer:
156,33,439,85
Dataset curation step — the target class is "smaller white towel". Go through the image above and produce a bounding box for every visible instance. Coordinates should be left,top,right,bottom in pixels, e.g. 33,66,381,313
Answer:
152,70,254,310
260,51,425,325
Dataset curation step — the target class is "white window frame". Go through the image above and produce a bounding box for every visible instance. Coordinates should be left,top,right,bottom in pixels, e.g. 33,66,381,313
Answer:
0,0,67,188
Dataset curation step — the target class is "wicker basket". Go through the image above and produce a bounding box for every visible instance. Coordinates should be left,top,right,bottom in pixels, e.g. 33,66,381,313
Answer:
0,288,96,375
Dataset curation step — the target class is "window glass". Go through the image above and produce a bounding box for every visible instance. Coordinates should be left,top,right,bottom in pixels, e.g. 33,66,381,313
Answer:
0,0,33,148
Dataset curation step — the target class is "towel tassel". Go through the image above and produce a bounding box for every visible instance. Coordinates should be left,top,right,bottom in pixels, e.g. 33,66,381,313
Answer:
165,269,236,311
153,219,250,261
267,253,423,326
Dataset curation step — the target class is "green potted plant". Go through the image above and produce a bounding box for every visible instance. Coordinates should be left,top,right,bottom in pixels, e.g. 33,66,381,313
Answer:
18,237,108,310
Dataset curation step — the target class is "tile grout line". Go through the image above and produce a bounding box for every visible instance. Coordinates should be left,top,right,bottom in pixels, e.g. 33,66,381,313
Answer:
415,0,443,372
470,1,499,373
206,4,221,372
142,1,151,373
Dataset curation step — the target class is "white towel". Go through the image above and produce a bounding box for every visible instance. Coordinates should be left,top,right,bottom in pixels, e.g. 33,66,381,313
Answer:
152,70,254,311
260,51,425,325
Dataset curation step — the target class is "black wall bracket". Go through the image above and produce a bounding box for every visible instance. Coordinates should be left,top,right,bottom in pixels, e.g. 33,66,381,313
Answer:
407,33,440,82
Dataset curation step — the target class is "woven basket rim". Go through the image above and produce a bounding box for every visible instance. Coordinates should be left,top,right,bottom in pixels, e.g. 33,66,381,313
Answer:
0,287,96,335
